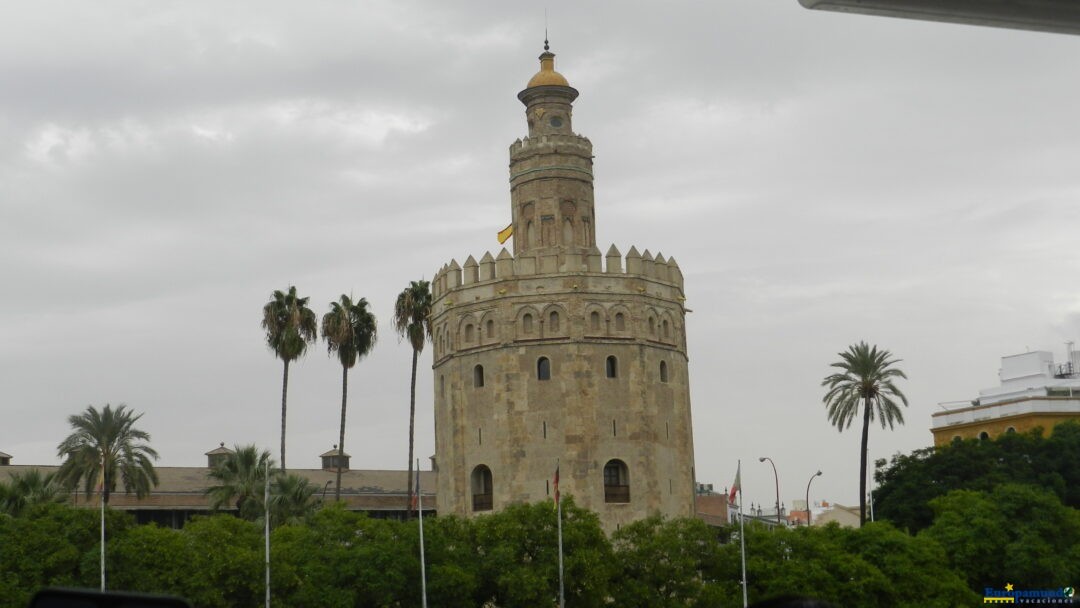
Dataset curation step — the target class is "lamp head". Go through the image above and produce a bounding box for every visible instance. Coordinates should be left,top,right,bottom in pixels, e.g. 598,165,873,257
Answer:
758,457,767,463
815,470,823,477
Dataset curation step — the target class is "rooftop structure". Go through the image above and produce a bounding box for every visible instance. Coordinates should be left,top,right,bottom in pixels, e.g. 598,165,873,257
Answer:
931,345,1080,445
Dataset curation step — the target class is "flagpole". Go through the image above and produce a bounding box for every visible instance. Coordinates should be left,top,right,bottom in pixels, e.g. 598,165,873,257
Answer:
417,459,428,608
556,459,564,608
265,459,271,608
738,459,748,608
100,453,105,591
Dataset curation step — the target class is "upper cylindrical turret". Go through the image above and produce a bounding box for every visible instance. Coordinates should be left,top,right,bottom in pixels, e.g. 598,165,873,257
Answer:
510,44,596,258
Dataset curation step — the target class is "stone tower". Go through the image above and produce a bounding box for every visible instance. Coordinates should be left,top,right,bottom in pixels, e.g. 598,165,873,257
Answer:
431,44,696,530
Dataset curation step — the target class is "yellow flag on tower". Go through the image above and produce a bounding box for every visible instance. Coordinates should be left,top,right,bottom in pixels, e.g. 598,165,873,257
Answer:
497,223,514,244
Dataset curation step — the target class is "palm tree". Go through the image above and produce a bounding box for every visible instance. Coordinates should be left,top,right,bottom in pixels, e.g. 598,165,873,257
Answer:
262,285,318,470
205,444,273,520
822,341,908,526
56,404,159,505
321,295,378,502
269,473,319,525
0,469,65,516
393,279,432,516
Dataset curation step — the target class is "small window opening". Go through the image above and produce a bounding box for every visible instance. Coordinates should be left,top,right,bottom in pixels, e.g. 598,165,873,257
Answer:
473,365,485,388
543,420,547,439
1006,427,1016,434
648,317,656,335
464,324,474,343
549,311,560,333
979,431,990,441
537,357,551,380
662,319,670,338
660,361,669,383
523,313,534,334
478,428,482,445
471,465,493,512
612,419,617,437
486,319,495,338
615,313,626,331
590,311,601,331
606,356,618,378
604,459,630,503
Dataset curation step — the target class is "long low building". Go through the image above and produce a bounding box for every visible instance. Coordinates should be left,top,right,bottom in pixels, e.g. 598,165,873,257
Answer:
0,445,435,527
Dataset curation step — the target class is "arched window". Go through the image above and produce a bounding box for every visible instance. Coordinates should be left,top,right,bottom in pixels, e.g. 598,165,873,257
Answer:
537,357,551,381
526,221,535,247
603,459,630,503
1006,427,1016,434
979,431,990,441
473,365,485,388
549,311,560,333
648,317,656,335
523,313,534,334
464,324,474,343
659,360,669,383
662,319,670,339
590,311,601,331
615,313,626,331
471,465,493,512
486,319,495,339
606,356,618,378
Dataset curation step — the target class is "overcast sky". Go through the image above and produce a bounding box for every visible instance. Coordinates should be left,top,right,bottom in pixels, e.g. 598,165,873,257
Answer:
2,1,1079,512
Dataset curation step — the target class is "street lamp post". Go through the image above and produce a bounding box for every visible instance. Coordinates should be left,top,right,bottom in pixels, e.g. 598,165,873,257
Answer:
759,457,781,526
805,470,822,526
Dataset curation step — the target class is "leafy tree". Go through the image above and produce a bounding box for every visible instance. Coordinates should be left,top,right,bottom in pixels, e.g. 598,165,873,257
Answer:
107,523,193,597
711,522,975,607
473,497,612,608
180,515,264,607
920,484,1080,590
393,279,432,516
874,421,1080,532
822,342,908,525
0,503,133,604
321,294,377,501
262,285,317,470
205,444,273,520
0,468,65,516
56,403,159,505
610,515,725,607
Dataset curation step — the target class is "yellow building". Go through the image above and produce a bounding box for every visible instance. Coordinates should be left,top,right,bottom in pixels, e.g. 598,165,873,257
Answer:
931,348,1080,446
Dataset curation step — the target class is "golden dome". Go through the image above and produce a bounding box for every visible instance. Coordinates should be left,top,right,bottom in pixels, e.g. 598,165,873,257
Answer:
526,51,570,88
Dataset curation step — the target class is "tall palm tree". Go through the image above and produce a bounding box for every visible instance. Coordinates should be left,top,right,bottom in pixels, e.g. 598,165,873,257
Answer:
822,341,908,526
205,444,274,520
393,279,432,516
0,469,65,516
321,295,378,502
56,404,159,505
262,285,318,470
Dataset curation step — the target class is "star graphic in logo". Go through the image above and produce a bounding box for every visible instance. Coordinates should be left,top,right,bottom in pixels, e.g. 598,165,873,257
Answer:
1005,583,1015,592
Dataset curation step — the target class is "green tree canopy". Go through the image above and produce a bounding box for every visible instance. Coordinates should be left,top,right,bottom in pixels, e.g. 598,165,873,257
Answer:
874,421,1080,532
920,484,1080,590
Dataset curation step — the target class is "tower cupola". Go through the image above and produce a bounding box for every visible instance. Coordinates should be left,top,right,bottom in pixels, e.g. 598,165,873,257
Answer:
510,42,595,257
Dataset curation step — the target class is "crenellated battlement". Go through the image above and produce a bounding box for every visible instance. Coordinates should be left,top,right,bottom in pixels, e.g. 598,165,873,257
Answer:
509,133,592,158
432,244,684,301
